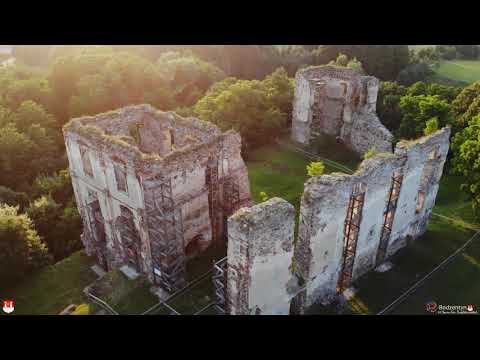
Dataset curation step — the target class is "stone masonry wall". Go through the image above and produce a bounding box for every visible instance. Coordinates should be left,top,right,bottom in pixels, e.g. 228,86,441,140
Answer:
64,105,251,290
226,198,296,315
291,66,393,156
292,127,450,308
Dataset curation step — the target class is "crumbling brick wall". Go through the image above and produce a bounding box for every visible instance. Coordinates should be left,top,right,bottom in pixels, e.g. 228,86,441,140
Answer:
291,65,393,155
292,127,451,308
226,198,296,315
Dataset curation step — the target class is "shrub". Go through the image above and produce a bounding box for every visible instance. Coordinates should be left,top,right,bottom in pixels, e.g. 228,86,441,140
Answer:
424,117,439,136
307,161,325,177
0,204,51,286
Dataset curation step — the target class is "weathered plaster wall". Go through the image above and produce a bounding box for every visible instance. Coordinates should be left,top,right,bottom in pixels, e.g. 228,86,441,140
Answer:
291,73,313,144
64,104,252,290
387,127,451,256
227,198,296,315
292,127,450,308
65,135,151,275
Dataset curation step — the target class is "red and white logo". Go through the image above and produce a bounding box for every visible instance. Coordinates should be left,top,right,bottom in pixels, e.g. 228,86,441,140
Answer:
2,300,14,314
466,304,476,312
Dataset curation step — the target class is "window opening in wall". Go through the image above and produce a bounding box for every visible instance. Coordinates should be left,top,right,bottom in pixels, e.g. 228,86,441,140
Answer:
337,183,366,293
170,129,175,147
114,161,128,193
80,145,93,177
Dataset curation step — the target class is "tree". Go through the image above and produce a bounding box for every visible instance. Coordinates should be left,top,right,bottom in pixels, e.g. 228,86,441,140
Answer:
347,57,365,74
68,52,174,118
325,45,410,80
194,69,294,152
262,67,295,123
377,81,407,132
0,186,28,209
396,63,434,85
259,192,269,202
32,170,73,205
307,161,325,177
454,45,479,60
0,123,35,189
26,191,82,261
424,117,439,136
398,95,454,139
330,53,349,67
12,45,53,67
0,204,51,286
451,81,480,127
435,45,457,60
156,51,226,106
451,113,480,211
0,75,53,112
13,100,56,131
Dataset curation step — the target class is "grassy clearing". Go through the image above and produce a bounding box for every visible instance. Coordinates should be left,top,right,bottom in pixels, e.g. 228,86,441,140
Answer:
88,269,158,315
246,142,311,210
433,174,478,229
245,137,361,211
3,251,97,315
392,238,480,314
349,216,477,314
433,60,480,84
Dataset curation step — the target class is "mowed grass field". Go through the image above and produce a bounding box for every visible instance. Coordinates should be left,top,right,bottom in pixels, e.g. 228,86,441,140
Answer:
245,137,361,211
434,60,480,84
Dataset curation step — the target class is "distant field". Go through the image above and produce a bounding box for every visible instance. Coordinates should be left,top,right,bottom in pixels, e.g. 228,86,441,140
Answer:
433,60,480,84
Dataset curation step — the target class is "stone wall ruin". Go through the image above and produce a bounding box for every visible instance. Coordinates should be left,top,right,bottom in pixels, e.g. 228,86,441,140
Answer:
291,65,393,155
226,127,451,314
226,198,297,315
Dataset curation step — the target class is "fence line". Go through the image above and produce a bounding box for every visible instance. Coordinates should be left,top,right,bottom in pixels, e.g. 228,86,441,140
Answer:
276,140,356,174
193,302,215,315
85,290,119,315
377,229,480,315
141,267,215,315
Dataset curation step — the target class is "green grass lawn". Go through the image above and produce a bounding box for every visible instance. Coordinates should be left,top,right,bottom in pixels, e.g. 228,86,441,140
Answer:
88,269,158,315
432,60,480,84
245,138,361,211
3,251,98,315
347,215,478,315
432,174,478,229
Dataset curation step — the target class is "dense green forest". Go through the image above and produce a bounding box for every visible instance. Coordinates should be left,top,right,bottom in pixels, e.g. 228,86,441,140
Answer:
2,44,480,288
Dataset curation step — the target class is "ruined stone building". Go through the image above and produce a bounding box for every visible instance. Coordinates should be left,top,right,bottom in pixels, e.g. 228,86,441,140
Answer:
63,105,251,292
291,65,393,155
220,66,451,315
63,66,451,315
225,128,450,314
